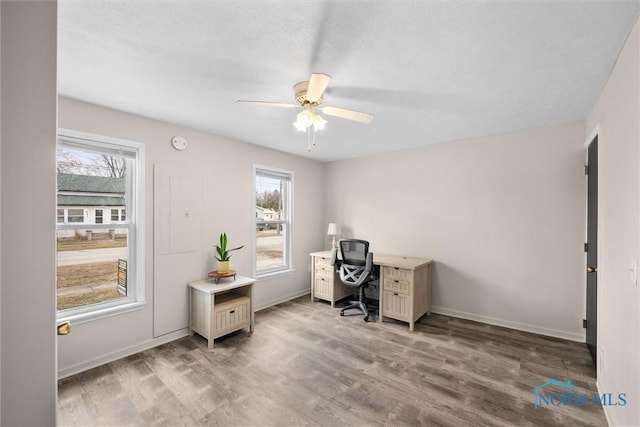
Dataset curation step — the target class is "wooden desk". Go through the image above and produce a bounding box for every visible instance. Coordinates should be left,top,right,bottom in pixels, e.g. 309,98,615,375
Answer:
310,251,433,331
188,275,255,348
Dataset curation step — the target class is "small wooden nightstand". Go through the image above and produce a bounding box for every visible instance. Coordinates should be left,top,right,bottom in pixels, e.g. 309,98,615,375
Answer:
188,275,255,348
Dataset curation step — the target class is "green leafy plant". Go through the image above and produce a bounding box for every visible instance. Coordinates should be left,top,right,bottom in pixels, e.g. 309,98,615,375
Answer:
214,232,244,261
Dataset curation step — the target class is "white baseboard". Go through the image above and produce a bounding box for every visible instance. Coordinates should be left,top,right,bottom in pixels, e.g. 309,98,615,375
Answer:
255,289,310,312
57,328,189,379
597,380,615,427
430,305,585,342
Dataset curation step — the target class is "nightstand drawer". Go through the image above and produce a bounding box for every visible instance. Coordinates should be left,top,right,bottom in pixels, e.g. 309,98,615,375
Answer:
214,294,251,338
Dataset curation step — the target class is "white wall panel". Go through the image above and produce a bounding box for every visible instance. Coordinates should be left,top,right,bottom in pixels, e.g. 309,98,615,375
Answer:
154,166,201,336
586,17,640,427
1,2,57,424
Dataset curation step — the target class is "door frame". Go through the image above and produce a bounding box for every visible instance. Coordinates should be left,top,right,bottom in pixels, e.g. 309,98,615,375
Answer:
584,125,600,374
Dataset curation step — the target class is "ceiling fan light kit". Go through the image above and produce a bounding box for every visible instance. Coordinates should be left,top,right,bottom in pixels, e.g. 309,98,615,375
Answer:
293,104,326,132
237,73,373,152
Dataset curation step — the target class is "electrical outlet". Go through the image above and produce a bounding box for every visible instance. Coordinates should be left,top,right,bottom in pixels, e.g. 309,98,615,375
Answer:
600,347,606,373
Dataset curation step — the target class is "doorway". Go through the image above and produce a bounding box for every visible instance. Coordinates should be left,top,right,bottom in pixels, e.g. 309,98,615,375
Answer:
586,136,598,367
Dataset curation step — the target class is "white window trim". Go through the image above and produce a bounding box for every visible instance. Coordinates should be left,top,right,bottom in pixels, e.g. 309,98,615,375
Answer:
56,128,146,325
252,164,294,278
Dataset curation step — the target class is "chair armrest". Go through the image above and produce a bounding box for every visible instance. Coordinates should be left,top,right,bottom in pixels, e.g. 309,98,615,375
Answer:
365,252,373,273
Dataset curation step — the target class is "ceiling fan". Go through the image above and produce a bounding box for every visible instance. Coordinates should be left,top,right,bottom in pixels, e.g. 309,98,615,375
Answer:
237,73,373,151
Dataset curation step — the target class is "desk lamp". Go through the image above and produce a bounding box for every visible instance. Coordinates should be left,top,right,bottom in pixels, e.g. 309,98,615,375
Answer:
327,223,341,249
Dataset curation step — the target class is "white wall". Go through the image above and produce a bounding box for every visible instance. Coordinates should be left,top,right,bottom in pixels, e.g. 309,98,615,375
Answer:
0,4,3,422
1,1,58,425
57,97,325,376
324,122,587,341
586,17,640,427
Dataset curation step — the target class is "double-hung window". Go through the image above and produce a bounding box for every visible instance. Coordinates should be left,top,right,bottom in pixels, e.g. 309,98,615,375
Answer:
56,129,145,323
254,165,293,277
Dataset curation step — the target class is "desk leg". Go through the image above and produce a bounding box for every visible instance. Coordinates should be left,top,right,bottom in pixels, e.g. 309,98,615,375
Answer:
409,321,415,332
208,293,215,349
249,283,255,334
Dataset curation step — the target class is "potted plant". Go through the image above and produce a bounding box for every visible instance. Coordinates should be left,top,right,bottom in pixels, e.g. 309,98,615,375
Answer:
214,232,244,274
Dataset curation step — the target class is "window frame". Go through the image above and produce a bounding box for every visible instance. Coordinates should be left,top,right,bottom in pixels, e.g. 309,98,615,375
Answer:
95,209,103,224
67,208,85,223
56,128,146,325
253,164,294,278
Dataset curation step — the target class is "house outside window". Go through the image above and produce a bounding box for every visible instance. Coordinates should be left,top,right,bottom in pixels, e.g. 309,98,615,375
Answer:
57,129,145,324
254,165,293,277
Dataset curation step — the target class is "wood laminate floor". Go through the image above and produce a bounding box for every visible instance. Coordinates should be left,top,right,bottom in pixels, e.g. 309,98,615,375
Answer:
58,296,606,426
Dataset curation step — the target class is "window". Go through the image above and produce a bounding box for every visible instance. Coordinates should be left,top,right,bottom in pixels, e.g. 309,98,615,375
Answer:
56,129,145,324
254,166,293,276
109,208,126,223
67,208,84,223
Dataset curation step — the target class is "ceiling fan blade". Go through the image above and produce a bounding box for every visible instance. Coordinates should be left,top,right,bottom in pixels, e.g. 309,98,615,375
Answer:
306,73,331,103
237,100,297,108
321,106,373,123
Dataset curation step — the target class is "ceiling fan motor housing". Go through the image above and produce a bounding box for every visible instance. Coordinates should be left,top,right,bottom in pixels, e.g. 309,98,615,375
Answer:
294,81,323,106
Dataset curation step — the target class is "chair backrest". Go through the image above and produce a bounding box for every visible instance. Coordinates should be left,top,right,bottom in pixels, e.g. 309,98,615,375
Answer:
337,239,373,287
339,239,369,266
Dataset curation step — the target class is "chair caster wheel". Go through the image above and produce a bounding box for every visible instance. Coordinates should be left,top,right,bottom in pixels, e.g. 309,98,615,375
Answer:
340,312,345,317
363,317,370,322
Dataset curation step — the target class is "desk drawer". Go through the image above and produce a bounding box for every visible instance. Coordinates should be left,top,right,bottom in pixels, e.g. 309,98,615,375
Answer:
383,266,414,282
314,264,334,278
383,291,410,321
383,267,413,294
383,277,411,294
314,256,333,267
314,276,333,299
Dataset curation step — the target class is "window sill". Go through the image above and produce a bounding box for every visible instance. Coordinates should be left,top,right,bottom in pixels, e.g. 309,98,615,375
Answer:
57,300,146,326
256,268,296,281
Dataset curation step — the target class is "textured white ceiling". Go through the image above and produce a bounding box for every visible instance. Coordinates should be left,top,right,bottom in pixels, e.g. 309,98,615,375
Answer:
58,1,640,162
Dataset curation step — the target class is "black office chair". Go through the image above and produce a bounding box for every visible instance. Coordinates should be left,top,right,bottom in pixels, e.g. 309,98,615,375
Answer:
331,239,374,322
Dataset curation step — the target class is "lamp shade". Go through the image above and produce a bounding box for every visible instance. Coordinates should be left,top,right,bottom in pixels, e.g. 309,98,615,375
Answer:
312,114,327,130
293,110,311,131
327,223,340,236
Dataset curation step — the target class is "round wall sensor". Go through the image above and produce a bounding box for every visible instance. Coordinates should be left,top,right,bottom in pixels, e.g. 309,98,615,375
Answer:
171,136,187,151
